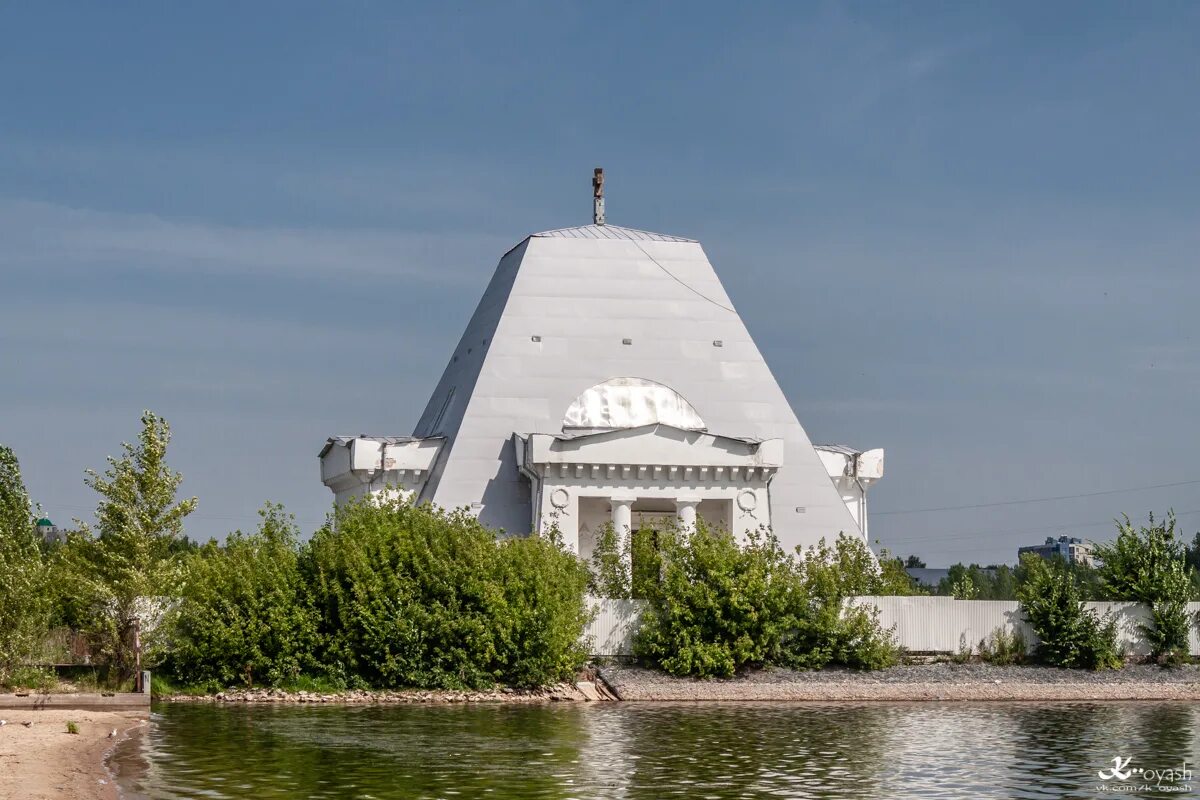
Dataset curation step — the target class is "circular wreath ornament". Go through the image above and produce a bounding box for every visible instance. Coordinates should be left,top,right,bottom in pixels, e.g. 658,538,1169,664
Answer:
737,490,758,512
550,488,570,509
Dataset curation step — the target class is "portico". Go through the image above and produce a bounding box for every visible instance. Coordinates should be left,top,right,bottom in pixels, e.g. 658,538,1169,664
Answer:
513,423,782,561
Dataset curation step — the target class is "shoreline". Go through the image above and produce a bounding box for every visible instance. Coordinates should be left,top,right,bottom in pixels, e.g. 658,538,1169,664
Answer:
155,663,1200,706
600,663,1200,702
160,681,602,705
0,708,146,800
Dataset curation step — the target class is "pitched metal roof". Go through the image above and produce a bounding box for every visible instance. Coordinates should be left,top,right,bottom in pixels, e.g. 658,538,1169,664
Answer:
411,232,864,550
532,224,696,243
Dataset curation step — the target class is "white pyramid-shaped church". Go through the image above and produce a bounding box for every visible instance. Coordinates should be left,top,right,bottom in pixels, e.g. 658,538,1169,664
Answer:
320,173,883,557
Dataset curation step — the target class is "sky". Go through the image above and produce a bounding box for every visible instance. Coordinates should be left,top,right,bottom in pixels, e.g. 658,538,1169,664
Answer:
1,2,1197,565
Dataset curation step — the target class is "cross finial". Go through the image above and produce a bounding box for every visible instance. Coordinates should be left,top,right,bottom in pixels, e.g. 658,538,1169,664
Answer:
592,167,605,225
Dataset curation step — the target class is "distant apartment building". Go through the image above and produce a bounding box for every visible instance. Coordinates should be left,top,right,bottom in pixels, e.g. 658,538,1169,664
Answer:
1018,536,1094,566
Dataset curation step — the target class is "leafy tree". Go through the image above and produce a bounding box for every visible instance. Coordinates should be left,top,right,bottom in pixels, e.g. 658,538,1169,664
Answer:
987,564,1019,601
935,563,1022,600
68,412,197,680
1016,553,1121,670
0,446,51,682
588,522,628,598
1094,512,1195,663
950,575,978,600
876,549,925,596
1185,531,1200,573
164,505,321,689
904,554,926,569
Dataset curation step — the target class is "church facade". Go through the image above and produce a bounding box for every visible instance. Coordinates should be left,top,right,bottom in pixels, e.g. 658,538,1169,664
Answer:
320,187,883,558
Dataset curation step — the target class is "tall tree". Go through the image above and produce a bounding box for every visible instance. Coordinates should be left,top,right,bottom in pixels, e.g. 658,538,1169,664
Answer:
73,412,197,680
0,446,50,680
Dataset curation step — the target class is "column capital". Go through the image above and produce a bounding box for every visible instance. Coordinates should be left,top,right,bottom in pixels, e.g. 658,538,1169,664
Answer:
674,496,701,508
609,495,638,506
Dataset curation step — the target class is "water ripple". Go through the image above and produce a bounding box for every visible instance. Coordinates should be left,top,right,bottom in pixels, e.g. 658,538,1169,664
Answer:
111,701,1200,799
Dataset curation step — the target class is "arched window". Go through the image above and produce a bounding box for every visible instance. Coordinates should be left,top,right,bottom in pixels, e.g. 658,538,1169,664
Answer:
562,377,705,431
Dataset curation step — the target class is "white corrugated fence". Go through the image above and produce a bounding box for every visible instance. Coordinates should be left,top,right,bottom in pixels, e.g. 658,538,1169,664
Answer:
584,595,1200,658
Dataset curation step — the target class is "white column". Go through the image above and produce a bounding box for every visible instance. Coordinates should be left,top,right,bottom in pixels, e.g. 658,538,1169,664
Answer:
675,497,700,532
610,495,635,571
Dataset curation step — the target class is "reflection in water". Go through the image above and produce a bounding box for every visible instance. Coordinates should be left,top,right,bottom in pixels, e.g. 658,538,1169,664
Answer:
112,701,1200,799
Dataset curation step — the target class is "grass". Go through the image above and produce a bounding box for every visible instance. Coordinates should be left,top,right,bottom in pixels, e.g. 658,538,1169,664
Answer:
1,665,137,694
977,628,1028,666
66,720,79,735
150,671,356,698
0,666,57,693
150,673,210,698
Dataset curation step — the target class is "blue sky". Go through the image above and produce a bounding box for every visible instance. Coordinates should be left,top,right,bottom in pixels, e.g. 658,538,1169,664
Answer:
1,2,1197,564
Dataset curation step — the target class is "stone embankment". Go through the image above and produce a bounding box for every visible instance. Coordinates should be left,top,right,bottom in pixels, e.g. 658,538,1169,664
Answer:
162,681,614,704
599,663,1200,702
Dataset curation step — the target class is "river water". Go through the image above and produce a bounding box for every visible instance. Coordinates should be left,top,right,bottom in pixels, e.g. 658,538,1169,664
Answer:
112,701,1199,799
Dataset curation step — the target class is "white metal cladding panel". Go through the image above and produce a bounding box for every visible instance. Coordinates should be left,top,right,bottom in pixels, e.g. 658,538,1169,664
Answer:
585,598,1200,657
584,597,646,656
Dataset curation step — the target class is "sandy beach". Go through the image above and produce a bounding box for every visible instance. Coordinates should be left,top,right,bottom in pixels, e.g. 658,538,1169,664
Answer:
0,709,146,800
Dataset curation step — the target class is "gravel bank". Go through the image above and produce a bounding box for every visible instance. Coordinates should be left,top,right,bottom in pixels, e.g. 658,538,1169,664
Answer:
599,663,1200,702
161,682,592,705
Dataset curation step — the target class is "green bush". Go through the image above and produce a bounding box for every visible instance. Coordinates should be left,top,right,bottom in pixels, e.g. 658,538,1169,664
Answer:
163,505,320,689
786,535,901,671
305,499,591,690
1094,512,1196,663
1017,554,1121,670
632,525,898,678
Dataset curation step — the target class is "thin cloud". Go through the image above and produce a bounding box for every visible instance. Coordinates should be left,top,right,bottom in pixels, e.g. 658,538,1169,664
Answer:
0,198,506,284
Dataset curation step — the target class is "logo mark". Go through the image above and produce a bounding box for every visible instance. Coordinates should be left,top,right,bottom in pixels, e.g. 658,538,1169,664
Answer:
1098,756,1135,781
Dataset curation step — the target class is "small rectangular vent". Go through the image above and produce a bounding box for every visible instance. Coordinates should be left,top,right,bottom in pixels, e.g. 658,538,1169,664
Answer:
531,335,542,342
713,340,723,347
622,338,633,345
795,506,807,514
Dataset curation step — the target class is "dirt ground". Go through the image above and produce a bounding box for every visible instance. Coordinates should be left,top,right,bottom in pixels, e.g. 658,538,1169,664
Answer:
0,709,146,800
